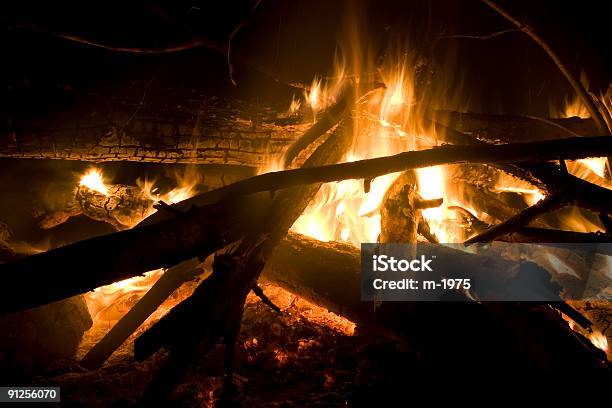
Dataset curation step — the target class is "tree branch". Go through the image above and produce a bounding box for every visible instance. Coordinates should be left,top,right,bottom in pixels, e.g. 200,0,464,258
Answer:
144,136,612,221
439,28,520,41
464,195,569,244
16,23,226,54
479,0,610,134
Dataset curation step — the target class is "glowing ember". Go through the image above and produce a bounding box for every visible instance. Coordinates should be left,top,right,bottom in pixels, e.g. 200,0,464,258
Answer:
79,168,109,196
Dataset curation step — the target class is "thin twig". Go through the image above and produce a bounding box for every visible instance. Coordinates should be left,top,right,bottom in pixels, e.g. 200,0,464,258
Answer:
479,0,610,134
17,23,225,54
227,0,263,86
123,56,168,128
439,28,519,40
252,283,281,313
464,195,568,245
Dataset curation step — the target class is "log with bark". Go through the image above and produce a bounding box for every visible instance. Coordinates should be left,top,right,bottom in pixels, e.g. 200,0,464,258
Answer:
39,184,155,231
4,135,612,314
134,114,355,403
0,193,273,314
1,51,308,167
141,135,612,224
262,232,608,370
0,91,356,315
433,110,603,142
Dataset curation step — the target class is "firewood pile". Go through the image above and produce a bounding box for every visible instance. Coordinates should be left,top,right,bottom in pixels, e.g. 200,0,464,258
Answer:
1,0,611,405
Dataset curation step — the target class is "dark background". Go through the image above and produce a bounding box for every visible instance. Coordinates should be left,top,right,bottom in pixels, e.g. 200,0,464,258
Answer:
2,0,612,116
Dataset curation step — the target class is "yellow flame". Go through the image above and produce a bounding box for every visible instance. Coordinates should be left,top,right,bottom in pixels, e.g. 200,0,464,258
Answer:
417,166,448,241
79,169,109,196
576,157,607,178
563,97,590,119
85,269,164,322
493,172,545,206
139,167,200,206
590,331,609,353
306,76,322,115
379,65,411,126
288,95,301,114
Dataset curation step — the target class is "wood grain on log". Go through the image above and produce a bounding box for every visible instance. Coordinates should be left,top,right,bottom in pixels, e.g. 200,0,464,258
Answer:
380,171,420,243
1,96,305,166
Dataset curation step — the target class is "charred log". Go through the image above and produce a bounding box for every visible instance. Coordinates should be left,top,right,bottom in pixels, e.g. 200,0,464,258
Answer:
79,259,204,370
0,193,273,314
262,232,608,369
143,135,612,224
433,110,603,142
135,116,355,403
0,295,92,382
1,97,304,167
379,170,421,243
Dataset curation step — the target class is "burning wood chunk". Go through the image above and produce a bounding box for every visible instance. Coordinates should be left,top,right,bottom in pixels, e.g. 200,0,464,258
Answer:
380,170,421,243
75,184,154,230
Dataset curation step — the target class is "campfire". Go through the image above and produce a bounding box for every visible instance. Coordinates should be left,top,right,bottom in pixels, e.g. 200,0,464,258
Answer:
1,0,611,405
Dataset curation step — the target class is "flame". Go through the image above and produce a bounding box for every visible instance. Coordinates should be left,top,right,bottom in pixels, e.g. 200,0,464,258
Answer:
80,167,200,327
576,157,607,178
417,166,448,241
590,331,609,353
379,65,411,126
139,166,200,206
84,269,164,323
289,51,464,244
306,76,322,114
79,169,109,196
288,95,301,115
563,96,590,119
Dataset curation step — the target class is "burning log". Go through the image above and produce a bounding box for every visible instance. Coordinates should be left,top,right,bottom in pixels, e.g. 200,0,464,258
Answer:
3,135,612,314
134,116,355,403
38,182,154,231
1,55,306,167
380,171,420,243
0,194,272,314
79,259,204,369
464,194,568,244
143,135,612,222
433,110,603,142
0,295,92,382
379,170,441,243
0,102,303,167
262,232,607,369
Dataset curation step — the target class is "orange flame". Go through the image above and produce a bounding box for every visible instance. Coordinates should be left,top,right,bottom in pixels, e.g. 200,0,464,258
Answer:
590,331,609,353
79,169,109,196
